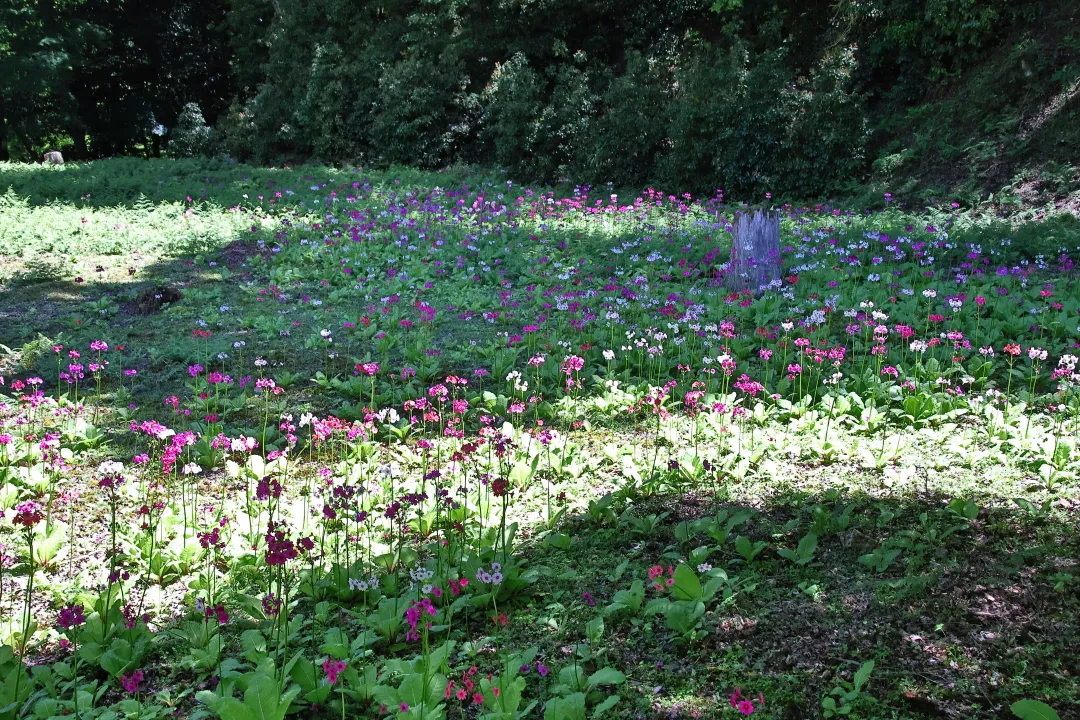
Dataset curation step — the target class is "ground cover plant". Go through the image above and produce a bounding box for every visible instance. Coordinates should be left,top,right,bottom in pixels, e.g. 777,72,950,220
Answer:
0,158,1078,719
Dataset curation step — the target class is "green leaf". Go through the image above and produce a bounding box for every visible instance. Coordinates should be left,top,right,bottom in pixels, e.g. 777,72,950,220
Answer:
1010,699,1061,720
587,667,625,690
592,695,621,718
544,693,587,720
735,535,764,561
585,616,604,644
663,600,705,636
545,533,571,550
321,627,349,659
245,672,288,720
670,563,701,601
852,660,874,692
98,638,135,677
557,665,589,694
673,521,695,544
240,629,267,663
711,0,743,13
196,692,256,720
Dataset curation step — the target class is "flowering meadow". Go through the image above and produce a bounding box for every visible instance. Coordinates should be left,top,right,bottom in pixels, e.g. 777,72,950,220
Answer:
0,159,1078,719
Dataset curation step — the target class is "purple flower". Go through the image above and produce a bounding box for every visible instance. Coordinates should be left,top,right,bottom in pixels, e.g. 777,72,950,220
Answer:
121,670,143,694
57,605,85,630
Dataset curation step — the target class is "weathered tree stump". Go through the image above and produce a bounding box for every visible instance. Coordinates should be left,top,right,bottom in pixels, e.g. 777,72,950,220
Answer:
132,286,183,315
43,151,64,165
725,209,782,293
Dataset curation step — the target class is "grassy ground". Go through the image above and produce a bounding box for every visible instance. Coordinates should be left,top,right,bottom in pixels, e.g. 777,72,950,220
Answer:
0,158,1077,719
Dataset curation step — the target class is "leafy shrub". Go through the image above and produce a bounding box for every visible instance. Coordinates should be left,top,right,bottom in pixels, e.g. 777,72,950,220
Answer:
582,52,674,187
480,54,546,177
294,43,354,161
662,45,798,196
369,51,468,168
168,103,214,158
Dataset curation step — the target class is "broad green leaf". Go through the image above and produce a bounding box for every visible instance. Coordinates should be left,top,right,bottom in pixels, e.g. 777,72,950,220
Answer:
245,672,287,720
545,533,571,550
1010,699,1060,720
670,563,701,601
798,531,818,557
587,667,625,690
592,695,621,718
544,693,586,720
852,660,874,692
196,693,256,720
321,627,349,659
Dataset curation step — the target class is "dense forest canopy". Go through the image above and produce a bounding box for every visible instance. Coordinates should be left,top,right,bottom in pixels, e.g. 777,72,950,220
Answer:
1,0,1078,199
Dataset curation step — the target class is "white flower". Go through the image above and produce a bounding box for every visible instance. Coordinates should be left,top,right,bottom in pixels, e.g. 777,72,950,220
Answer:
409,567,434,582
98,460,125,475
376,408,400,424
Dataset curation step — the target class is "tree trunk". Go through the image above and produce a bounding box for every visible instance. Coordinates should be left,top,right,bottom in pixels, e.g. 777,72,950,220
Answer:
0,93,8,161
724,210,782,293
68,124,88,159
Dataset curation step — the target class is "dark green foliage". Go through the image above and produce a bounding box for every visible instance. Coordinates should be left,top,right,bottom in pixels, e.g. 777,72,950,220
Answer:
482,56,595,180
169,103,213,158
481,53,545,174
582,52,673,188
0,0,233,161
369,50,468,168
1,0,1077,200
